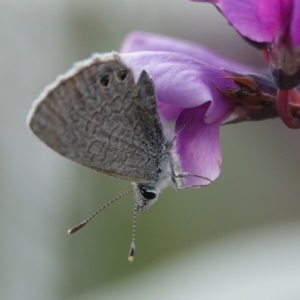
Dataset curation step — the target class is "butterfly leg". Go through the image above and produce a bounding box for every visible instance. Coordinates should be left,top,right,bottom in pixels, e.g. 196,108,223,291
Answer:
175,172,212,183
172,173,212,190
169,154,212,190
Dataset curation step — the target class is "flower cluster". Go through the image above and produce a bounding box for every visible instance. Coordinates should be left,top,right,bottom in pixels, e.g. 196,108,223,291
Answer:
119,0,299,185
192,0,300,127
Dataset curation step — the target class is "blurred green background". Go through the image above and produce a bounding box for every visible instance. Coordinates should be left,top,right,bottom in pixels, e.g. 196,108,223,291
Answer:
1,1,300,299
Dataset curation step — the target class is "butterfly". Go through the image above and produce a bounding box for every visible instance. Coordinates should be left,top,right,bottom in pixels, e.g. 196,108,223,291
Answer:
27,52,211,261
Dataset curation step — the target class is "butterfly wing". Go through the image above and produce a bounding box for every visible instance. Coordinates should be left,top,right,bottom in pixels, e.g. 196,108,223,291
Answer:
28,53,166,183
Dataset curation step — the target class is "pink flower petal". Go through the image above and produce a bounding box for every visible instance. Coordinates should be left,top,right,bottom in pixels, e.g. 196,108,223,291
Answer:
191,0,219,4
120,51,235,124
121,31,255,72
175,103,223,186
291,0,300,46
219,0,279,42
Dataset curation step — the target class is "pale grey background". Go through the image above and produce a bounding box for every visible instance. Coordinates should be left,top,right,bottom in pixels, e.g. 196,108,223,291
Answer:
1,1,300,299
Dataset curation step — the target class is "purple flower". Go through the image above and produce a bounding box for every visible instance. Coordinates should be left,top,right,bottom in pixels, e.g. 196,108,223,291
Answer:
120,51,236,186
192,0,300,90
121,31,258,73
119,33,277,184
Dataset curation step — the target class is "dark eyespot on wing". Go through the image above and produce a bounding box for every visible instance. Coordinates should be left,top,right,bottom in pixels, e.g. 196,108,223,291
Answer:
117,69,128,82
99,74,110,87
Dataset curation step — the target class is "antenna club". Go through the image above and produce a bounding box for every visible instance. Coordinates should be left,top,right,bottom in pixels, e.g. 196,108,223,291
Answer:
128,256,134,263
128,242,136,263
67,221,87,234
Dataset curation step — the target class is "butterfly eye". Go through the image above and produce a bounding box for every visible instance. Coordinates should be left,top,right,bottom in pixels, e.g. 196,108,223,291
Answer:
140,188,156,200
99,74,110,87
117,69,128,82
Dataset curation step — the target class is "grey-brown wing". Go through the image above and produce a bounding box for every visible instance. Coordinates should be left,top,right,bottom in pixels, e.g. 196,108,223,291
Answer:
28,53,166,183
133,70,168,181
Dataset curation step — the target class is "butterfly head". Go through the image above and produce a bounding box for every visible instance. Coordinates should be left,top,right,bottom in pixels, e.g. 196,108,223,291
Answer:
133,184,159,211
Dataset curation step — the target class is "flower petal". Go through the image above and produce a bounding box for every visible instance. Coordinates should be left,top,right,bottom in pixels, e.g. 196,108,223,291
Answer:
191,0,299,88
191,0,219,4
157,103,185,121
120,51,235,123
193,0,293,43
175,103,222,186
218,0,279,42
291,0,300,46
121,31,254,72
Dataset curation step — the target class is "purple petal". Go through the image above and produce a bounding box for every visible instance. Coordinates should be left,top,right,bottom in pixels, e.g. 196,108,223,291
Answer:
157,103,185,121
191,0,219,3
175,103,223,186
196,0,294,45
291,0,300,46
121,31,254,73
218,0,278,42
120,51,235,123
191,0,299,87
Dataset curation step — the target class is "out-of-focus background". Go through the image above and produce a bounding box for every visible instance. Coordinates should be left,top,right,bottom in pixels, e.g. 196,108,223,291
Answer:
1,1,300,299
